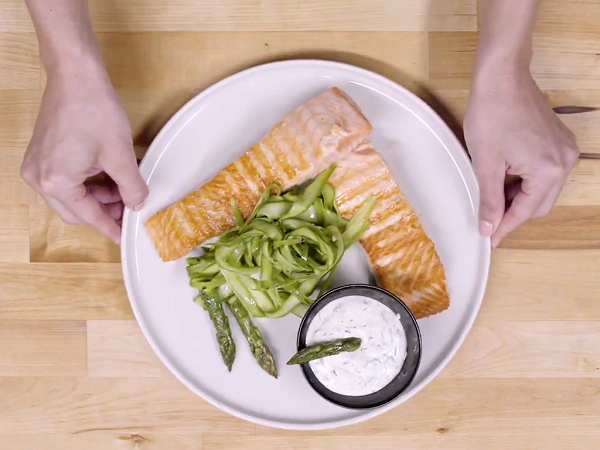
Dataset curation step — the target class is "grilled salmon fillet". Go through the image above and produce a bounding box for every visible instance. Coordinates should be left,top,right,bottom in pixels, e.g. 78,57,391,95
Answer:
329,144,449,319
145,87,372,261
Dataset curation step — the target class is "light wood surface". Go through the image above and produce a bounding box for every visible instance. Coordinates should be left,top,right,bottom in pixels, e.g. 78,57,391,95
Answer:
1,0,599,449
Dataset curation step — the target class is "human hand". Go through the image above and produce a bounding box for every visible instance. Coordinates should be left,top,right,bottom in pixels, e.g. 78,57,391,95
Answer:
464,69,579,248
20,63,148,244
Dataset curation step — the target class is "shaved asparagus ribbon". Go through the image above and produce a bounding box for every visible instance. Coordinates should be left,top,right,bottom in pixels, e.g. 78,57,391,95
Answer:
186,164,376,319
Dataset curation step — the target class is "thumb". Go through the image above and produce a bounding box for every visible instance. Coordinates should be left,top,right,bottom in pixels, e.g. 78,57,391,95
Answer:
473,156,506,238
101,146,149,211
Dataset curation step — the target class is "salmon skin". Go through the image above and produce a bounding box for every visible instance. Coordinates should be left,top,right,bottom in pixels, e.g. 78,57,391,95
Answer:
145,87,373,262
329,143,450,319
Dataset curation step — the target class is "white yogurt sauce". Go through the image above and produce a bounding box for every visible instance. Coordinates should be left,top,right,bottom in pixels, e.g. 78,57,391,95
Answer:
305,295,407,396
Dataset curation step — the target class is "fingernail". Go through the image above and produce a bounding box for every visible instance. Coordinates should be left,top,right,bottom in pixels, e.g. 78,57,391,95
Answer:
479,220,494,237
133,200,145,212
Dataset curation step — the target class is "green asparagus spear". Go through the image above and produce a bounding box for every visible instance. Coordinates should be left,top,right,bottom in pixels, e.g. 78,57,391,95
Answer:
226,297,278,378
287,337,362,365
194,291,236,371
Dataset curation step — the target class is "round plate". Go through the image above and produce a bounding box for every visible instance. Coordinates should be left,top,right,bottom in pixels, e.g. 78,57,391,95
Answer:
121,59,491,430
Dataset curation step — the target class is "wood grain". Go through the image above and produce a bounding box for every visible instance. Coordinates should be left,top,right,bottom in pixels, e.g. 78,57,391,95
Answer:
441,320,600,378
481,249,600,321
558,159,600,206
430,31,600,91
0,90,40,148
87,321,166,377
0,321,86,376
0,205,28,262
0,434,597,450
0,377,254,434
0,263,132,320
535,0,600,34
0,153,37,206
99,31,429,91
0,434,205,450
0,33,39,89
254,379,600,436
0,0,477,32
29,203,120,263
204,436,600,450
499,206,600,250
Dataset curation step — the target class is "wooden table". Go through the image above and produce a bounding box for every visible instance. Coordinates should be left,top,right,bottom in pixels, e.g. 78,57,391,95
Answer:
1,1,600,449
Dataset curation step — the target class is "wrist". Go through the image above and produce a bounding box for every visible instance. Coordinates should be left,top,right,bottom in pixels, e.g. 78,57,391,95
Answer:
44,48,110,88
471,44,532,95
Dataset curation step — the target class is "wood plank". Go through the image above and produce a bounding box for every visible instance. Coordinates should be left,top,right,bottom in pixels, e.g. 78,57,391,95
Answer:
430,90,600,155
87,321,166,377
558,159,600,206
0,205,28,262
0,0,477,32
0,377,595,436
0,377,254,434
0,263,132,320
0,434,206,450
546,91,600,155
91,0,475,32
204,435,600,450
479,249,600,321
0,33,39,89
0,90,40,149
90,0,476,32
531,33,600,90
0,91,40,207
0,153,37,206
500,206,600,250
99,31,429,93
430,32,600,91
0,1,33,32
0,321,86,376
29,203,120,263
0,434,593,450
441,321,600,379
429,32,477,90
535,1,600,35
255,378,600,436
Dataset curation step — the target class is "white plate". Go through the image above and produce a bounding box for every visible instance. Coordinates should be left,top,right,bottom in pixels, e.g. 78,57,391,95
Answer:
121,59,491,430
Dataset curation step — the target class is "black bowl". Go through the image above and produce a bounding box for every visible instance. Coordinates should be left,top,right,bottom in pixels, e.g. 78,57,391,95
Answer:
296,284,422,409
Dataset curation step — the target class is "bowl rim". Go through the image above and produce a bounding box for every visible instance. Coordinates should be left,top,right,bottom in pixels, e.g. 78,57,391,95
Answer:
295,283,423,410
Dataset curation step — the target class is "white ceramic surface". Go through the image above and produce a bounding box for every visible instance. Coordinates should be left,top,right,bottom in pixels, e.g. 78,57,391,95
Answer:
121,60,491,430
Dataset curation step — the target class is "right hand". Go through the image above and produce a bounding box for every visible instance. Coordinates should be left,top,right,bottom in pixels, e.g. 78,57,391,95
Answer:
20,62,148,244
464,68,579,248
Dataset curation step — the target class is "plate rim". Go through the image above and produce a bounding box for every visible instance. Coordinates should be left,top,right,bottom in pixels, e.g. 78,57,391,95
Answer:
120,58,492,430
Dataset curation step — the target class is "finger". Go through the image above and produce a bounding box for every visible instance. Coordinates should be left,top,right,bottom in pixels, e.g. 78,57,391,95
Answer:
87,182,122,205
100,146,149,211
472,155,506,238
504,178,522,208
41,194,82,225
105,201,125,221
491,180,547,248
532,182,563,218
63,189,122,244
